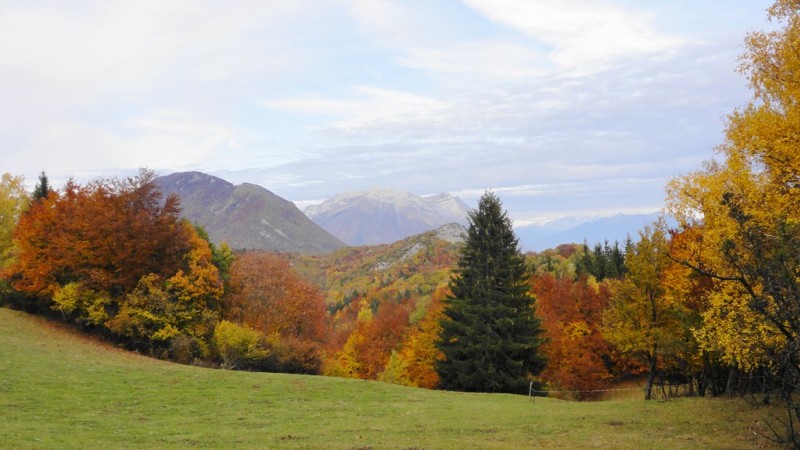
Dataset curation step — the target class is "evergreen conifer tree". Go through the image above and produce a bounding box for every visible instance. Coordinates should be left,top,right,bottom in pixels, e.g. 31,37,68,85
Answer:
436,192,546,393
32,171,50,202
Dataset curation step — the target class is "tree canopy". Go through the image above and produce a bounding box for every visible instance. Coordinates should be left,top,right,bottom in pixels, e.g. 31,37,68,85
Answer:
667,0,800,441
436,192,546,393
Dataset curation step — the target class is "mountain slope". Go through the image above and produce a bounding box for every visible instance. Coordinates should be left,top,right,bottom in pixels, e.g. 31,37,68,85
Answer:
156,172,345,254
304,188,470,246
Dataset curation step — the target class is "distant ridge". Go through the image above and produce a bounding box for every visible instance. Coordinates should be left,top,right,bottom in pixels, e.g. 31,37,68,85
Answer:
515,213,662,252
304,188,470,246
156,172,345,254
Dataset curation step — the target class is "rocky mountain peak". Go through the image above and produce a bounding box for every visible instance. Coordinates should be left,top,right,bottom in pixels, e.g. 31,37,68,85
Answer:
304,188,470,246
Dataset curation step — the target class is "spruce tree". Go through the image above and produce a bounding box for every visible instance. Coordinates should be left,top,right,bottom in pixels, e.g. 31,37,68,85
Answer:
436,192,546,393
32,171,50,202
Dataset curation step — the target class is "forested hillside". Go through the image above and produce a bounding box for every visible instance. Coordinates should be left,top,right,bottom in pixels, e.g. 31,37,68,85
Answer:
290,224,463,387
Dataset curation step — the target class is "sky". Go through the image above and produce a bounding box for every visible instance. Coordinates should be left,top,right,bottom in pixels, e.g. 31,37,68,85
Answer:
1,0,775,228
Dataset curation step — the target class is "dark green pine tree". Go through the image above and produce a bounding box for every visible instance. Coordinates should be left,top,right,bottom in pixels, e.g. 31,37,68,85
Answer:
32,171,51,202
436,192,546,394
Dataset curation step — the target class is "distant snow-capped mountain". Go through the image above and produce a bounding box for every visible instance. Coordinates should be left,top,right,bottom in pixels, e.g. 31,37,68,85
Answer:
304,188,470,246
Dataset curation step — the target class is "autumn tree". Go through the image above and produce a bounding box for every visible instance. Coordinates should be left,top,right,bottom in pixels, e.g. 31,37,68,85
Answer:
390,285,449,388
602,220,690,400
224,252,327,373
354,300,412,379
436,192,546,394
195,225,234,289
663,227,728,396
6,169,223,355
106,221,223,351
0,173,29,304
8,169,191,301
0,173,29,271
213,320,268,370
534,274,612,399
667,0,800,441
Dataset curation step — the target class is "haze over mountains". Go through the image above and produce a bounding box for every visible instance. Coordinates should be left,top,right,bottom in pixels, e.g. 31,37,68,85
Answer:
514,213,662,252
157,171,660,254
303,187,659,251
304,189,471,246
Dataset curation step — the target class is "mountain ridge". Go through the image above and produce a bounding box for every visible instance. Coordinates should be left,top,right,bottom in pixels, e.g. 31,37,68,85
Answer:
516,212,662,252
156,171,345,254
304,188,470,246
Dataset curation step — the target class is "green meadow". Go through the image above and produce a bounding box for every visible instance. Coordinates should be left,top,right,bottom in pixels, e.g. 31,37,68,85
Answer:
0,307,777,449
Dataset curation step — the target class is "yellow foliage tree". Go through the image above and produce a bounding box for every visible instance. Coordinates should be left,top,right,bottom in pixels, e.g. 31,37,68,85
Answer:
0,173,29,272
602,220,692,400
667,0,800,375
108,223,223,352
0,173,29,303
667,0,800,441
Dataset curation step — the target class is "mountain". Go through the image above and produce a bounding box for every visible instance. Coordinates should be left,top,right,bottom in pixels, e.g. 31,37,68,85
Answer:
304,188,470,246
516,213,662,252
289,222,464,306
156,172,345,254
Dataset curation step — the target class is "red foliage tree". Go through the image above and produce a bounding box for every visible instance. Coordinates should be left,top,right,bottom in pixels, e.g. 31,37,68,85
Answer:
225,252,328,373
353,300,413,379
533,274,613,399
6,170,224,353
8,170,189,300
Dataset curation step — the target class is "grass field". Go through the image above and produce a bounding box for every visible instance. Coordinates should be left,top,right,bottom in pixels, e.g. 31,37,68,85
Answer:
0,307,780,449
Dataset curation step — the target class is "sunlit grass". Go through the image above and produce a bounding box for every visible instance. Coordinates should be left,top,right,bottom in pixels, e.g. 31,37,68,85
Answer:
0,307,779,449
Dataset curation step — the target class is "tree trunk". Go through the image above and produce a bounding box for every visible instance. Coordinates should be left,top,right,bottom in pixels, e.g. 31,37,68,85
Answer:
726,366,738,397
645,348,657,400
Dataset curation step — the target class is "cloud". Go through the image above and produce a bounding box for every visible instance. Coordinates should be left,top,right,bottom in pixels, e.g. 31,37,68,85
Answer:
461,0,687,75
0,0,344,182
4,108,241,184
265,86,449,131
0,0,774,224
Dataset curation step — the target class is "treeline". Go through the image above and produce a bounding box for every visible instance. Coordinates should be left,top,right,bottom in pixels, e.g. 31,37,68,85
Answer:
0,170,326,373
0,169,789,402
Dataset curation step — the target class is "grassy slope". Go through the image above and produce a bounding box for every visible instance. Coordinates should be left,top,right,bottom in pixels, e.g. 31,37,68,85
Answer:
0,308,777,449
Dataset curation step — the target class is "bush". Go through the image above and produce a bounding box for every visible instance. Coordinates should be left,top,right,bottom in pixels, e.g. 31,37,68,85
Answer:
212,320,268,369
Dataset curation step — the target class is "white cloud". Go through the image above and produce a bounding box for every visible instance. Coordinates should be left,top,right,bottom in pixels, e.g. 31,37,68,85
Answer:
0,0,774,223
265,86,449,132
5,109,240,181
400,40,549,79
513,205,663,228
0,0,339,181
462,0,687,75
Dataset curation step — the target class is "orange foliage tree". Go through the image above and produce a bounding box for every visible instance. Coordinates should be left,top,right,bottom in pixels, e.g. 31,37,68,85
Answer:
533,273,612,399
8,170,190,300
224,252,327,373
354,300,413,379
390,285,449,388
5,169,222,354
325,297,413,380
